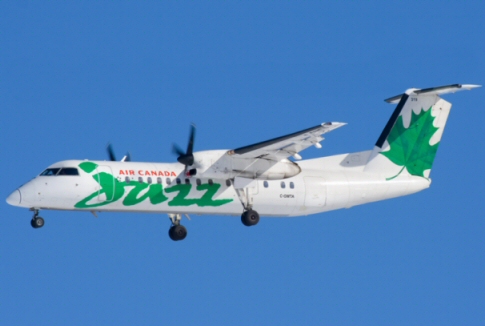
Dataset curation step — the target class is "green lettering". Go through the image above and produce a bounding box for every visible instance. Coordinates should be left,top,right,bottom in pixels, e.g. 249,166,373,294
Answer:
165,184,198,206
123,183,168,206
75,162,233,209
196,183,233,207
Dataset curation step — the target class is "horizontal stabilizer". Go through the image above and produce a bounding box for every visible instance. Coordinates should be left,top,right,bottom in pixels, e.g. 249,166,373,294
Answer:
385,84,481,104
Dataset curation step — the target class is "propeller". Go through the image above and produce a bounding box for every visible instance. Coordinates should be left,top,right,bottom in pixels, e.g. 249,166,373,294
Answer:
107,143,131,162
173,124,197,176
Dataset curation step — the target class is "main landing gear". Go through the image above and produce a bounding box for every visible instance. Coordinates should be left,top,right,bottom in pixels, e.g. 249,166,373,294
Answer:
234,185,260,227
241,209,260,226
31,210,44,229
168,214,187,241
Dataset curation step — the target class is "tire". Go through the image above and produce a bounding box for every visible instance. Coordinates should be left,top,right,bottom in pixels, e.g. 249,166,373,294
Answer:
169,225,187,241
168,227,175,240
241,210,259,226
34,217,45,228
241,211,249,226
31,217,44,229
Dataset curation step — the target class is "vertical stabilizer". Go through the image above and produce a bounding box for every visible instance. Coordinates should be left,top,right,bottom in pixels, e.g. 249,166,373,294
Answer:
364,84,480,179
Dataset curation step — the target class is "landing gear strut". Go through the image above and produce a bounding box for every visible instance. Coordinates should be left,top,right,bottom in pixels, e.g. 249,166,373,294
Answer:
31,210,44,229
235,185,260,227
168,214,187,241
241,209,260,226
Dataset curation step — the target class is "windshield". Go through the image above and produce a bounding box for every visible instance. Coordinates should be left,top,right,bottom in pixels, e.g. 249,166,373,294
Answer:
40,167,79,176
40,168,60,176
58,168,79,175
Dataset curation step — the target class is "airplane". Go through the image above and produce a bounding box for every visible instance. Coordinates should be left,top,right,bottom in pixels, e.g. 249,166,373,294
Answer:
6,84,480,241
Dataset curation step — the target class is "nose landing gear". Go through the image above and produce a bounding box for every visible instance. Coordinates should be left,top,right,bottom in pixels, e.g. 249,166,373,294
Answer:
31,210,44,229
168,214,187,241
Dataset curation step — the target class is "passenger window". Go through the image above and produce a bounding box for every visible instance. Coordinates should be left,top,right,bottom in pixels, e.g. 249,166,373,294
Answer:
290,182,294,189
208,179,213,185
176,178,181,185
263,181,269,188
40,168,60,176
166,178,172,185
196,179,201,186
125,177,130,183
157,177,162,184
147,177,152,184
281,181,286,189
138,177,143,183
58,168,79,176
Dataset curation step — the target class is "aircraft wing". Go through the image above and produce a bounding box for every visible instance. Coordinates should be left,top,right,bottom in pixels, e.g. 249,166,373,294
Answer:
227,122,346,161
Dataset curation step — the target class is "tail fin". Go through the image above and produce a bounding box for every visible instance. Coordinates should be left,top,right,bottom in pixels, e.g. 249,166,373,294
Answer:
364,84,480,179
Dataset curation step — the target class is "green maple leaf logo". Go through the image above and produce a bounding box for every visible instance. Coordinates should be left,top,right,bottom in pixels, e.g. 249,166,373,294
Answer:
381,107,440,180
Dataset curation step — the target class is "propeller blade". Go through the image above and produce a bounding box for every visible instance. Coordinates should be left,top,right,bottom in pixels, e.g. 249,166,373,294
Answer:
172,124,197,168
186,124,196,155
172,143,185,156
107,143,116,161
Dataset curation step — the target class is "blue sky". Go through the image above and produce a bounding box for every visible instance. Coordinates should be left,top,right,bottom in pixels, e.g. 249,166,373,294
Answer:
1,2,484,325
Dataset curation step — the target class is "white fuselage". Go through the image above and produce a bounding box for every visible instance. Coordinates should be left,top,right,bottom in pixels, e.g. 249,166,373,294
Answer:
7,150,430,218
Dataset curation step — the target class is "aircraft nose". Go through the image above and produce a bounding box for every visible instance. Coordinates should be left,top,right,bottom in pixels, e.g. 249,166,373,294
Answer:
6,189,21,206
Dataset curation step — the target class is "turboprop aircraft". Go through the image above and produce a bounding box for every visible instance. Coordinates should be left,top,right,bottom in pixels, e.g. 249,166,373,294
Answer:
6,84,480,241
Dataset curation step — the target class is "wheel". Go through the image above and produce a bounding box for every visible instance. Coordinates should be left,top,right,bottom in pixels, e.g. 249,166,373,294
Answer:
241,210,260,226
169,225,187,241
31,217,44,229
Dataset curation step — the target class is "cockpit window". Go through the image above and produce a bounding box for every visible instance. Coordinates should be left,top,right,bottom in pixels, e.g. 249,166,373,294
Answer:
58,168,79,176
40,168,60,176
40,167,79,176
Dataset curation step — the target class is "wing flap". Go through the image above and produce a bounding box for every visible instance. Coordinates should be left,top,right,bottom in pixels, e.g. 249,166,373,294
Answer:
228,122,345,160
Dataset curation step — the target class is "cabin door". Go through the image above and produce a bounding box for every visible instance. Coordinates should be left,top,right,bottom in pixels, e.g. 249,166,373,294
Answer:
304,177,326,208
95,166,115,202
